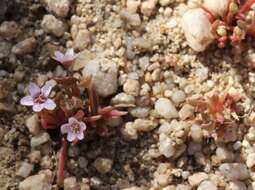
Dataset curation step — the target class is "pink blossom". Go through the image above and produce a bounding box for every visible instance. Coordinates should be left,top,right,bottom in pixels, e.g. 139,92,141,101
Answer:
52,48,78,66
20,82,56,112
61,117,87,142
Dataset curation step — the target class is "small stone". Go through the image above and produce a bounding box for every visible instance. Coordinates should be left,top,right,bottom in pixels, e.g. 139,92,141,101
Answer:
179,104,194,120
16,162,34,178
219,163,249,180
133,119,157,132
123,79,140,96
171,90,186,105
0,41,12,59
176,184,191,190
41,14,66,37
188,172,208,187
12,37,36,55
40,156,53,169
181,8,214,52
93,158,113,174
44,0,70,17
0,21,20,40
30,132,50,148
133,37,153,52
64,177,79,190
126,0,141,13
122,122,138,140
19,170,53,190
82,58,118,97
130,107,149,118
203,0,229,17
73,30,92,51
78,157,88,169
29,150,41,164
72,50,95,71
229,181,246,190
141,0,157,17
246,153,255,168
68,145,80,157
155,98,179,119
90,176,103,188
197,180,217,190
216,146,234,162
190,124,203,142
159,133,175,158
248,182,255,190
122,187,145,190
159,0,173,6
111,93,135,106
25,114,41,135
120,10,141,27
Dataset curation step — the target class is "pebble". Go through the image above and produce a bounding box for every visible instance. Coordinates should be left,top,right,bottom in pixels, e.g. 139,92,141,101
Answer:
179,104,194,120
126,0,141,13
216,145,234,162
68,145,80,157
197,180,218,190
122,122,138,140
159,133,175,158
64,177,79,190
190,124,203,142
44,0,70,17
0,21,20,40
41,14,66,37
73,29,92,51
155,98,179,119
203,0,229,17
159,0,173,6
29,150,42,164
171,90,186,105
25,114,41,135
248,182,255,190
229,181,247,190
120,10,141,27
123,79,140,96
0,41,12,59
78,157,88,169
219,163,249,180
246,153,255,168
82,58,118,97
176,184,191,190
141,0,157,17
19,170,53,190
93,157,113,174
72,50,95,71
181,8,214,52
133,119,157,132
122,187,145,190
188,172,208,187
30,132,51,148
130,107,150,118
16,162,34,178
12,37,36,55
111,93,135,106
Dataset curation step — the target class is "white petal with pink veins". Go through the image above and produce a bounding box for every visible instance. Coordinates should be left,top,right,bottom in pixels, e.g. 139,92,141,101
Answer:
41,83,54,97
67,132,76,142
43,99,56,110
77,132,84,140
20,96,34,106
28,83,40,98
32,103,44,112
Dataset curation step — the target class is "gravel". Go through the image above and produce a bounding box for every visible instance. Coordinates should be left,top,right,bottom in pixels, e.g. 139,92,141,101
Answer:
155,98,179,119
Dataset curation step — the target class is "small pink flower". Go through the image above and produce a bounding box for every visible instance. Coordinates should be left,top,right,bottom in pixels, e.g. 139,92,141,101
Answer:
61,117,86,142
52,48,78,66
20,82,56,112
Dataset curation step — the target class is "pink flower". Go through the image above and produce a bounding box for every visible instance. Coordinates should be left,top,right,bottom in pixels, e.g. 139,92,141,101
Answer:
20,82,56,112
52,48,78,66
61,117,87,142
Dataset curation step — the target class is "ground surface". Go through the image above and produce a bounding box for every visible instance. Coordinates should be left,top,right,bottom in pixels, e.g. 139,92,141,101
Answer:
1,0,255,190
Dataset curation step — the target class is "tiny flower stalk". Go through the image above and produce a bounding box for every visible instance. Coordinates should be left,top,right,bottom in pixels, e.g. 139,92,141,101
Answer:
57,137,67,187
20,82,56,112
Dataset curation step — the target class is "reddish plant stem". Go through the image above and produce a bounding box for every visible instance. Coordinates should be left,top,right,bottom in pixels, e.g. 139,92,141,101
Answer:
57,137,67,187
238,0,255,15
201,6,216,23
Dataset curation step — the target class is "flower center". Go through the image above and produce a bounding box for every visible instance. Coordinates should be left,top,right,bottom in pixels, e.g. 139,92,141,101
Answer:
34,93,47,104
70,122,80,134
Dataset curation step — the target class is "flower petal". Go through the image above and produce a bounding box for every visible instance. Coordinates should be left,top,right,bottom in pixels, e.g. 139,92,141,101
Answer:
68,117,78,124
67,132,76,142
65,48,74,57
77,131,84,140
79,122,87,131
43,99,56,110
28,83,40,98
41,83,53,97
20,96,34,106
52,51,64,62
61,124,70,134
32,103,44,112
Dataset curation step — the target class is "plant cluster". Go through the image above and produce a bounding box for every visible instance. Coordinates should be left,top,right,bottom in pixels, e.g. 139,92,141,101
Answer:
20,49,127,186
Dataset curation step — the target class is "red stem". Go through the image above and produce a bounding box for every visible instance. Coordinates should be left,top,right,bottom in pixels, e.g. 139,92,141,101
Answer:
57,137,67,187
201,6,217,23
238,0,255,14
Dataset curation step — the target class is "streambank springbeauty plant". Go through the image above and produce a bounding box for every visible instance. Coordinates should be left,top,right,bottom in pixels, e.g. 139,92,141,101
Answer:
20,49,127,186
